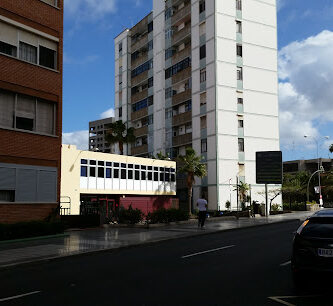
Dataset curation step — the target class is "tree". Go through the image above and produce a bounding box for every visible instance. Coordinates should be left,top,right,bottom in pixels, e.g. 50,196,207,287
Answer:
105,120,135,155
330,144,333,154
178,148,207,214
235,181,249,210
154,151,170,160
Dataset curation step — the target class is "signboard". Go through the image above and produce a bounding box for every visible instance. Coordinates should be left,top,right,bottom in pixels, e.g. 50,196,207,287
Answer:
256,151,283,184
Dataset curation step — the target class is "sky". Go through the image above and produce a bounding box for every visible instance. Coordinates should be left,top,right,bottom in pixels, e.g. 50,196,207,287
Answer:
62,0,333,161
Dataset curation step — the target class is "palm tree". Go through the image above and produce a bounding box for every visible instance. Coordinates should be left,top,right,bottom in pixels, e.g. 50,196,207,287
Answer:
236,181,249,209
154,151,171,160
178,147,207,214
329,144,333,154
105,120,135,155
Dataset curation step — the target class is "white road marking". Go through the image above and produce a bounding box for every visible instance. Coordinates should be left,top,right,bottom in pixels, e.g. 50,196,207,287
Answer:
181,245,235,259
268,295,320,306
280,260,291,266
0,291,41,303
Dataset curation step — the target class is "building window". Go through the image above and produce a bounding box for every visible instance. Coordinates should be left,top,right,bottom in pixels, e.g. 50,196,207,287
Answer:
0,190,15,202
238,138,244,152
185,100,192,112
237,67,243,80
128,170,133,179
131,59,153,78
89,167,96,177
148,77,154,88
200,92,207,106
119,107,122,118
98,167,104,178
114,169,119,178
200,68,206,83
81,166,88,177
148,114,154,125
148,40,153,51
238,119,244,128
236,21,242,33
238,97,243,105
165,108,172,119
165,57,191,79
121,169,127,179
19,42,37,64
236,0,242,11
165,7,174,20
165,48,176,60
165,28,174,39
237,44,243,57
199,0,206,13
39,46,56,69
106,168,112,178
119,42,123,54
200,45,206,60
200,116,207,129
0,41,17,57
201,139,207,153
148,21,153,33
199,22,206,37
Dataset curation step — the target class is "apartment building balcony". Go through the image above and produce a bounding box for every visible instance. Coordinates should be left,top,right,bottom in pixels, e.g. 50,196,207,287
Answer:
131,17,148,44
131,89,148,103
131,108,148,121
131,35,148,52
172,89,191,106
131,53,148,69
131,144,148,155
172,67,191,84
172,25,191,45
172,111,192,126
173,133,192,147
134,125,148,137
171,3,191,25
172,45,191,65
131,71,148,87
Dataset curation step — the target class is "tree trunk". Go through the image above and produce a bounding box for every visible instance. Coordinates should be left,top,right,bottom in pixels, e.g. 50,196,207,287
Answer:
119,141,124,155
188,185,193,216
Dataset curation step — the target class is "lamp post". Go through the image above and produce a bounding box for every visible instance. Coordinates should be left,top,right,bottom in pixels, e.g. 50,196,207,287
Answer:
304,135,330,205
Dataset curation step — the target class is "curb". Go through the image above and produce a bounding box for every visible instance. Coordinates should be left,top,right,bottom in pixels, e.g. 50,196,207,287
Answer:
0,218,302,271
0,234,69,245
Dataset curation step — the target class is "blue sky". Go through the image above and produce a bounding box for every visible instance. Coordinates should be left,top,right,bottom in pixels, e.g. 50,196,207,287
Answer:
62,0,333,161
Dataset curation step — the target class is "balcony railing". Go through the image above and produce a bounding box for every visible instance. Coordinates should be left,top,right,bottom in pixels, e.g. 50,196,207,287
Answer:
172,89,191,106
131,53,148,69
131,35,148,52
131,89,148,103
131,71,148,87
172,111,192,126
172,45,191,65
172,25,191,45
173,133,192,147
172,67,191,84
134,125,148,137
131,144,148,155
172,4,191,25
131,108,148,121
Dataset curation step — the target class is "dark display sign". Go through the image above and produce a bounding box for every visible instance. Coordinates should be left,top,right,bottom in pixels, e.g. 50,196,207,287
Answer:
256,151,283,184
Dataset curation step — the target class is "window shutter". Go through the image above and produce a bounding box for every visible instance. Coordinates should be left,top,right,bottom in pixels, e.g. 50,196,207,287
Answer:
37,100,54,134
0,90,15,128
37,170,57,202
16,169,37,202
0,21,18,46
17,94,35,119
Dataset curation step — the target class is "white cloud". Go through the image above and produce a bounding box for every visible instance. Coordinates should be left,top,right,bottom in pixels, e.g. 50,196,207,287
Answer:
278,30,333,148
277,0,287,11
100,108,115,119
65,0,117,19
62,130,89,150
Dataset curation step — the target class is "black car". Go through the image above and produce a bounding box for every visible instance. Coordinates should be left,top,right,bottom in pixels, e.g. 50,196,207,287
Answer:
292,209,333,286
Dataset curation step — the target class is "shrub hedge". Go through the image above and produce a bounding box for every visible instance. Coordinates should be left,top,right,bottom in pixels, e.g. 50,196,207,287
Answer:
283,202,307,211
118,205,143,224
148,208,189,224
0,221,64,241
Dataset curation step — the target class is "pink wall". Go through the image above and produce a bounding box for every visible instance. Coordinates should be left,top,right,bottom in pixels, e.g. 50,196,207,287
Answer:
119,196,178,215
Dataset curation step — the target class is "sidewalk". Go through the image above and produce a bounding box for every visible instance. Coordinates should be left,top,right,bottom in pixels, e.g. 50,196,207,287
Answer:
0,211,313,269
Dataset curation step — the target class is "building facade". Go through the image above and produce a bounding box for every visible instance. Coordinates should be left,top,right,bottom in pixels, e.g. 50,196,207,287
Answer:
284,159,333,174
0,0,63,223
114,0,280,210
89,117,115,153
61,145,177,215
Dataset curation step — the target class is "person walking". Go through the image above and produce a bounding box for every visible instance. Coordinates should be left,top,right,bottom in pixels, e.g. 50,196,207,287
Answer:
197,194,208,229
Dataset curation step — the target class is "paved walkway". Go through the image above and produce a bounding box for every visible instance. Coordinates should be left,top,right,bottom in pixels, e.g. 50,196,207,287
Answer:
0,211,313,269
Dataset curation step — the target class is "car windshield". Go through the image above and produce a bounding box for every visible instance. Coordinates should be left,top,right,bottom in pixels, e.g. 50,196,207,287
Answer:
301,217,333,238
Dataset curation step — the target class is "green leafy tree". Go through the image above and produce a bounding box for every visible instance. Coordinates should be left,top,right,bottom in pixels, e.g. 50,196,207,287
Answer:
235,181,249,210
105,120,135,155
330,144,333,154
178,148,207,214
154,151,170,160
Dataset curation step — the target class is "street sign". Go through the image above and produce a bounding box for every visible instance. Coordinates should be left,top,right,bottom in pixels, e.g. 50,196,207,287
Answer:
256,151,283,184
314,186,320,194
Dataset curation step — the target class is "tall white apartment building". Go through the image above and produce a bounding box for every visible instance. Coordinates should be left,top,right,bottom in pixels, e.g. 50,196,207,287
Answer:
114,0,281,210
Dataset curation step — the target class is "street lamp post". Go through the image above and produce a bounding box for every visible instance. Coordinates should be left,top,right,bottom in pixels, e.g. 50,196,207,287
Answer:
304,135,330,205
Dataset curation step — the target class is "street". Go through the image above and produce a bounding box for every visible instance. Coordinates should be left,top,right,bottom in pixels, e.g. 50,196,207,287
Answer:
0,221,331,306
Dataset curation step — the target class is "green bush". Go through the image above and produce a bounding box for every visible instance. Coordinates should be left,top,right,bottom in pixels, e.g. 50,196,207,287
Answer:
148,208,189,224
118,205,143,224
283,202,306,211
271,204,280,212
0,221,64,241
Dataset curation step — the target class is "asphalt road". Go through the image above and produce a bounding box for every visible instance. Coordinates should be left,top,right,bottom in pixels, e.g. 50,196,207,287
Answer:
0,221,331,306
